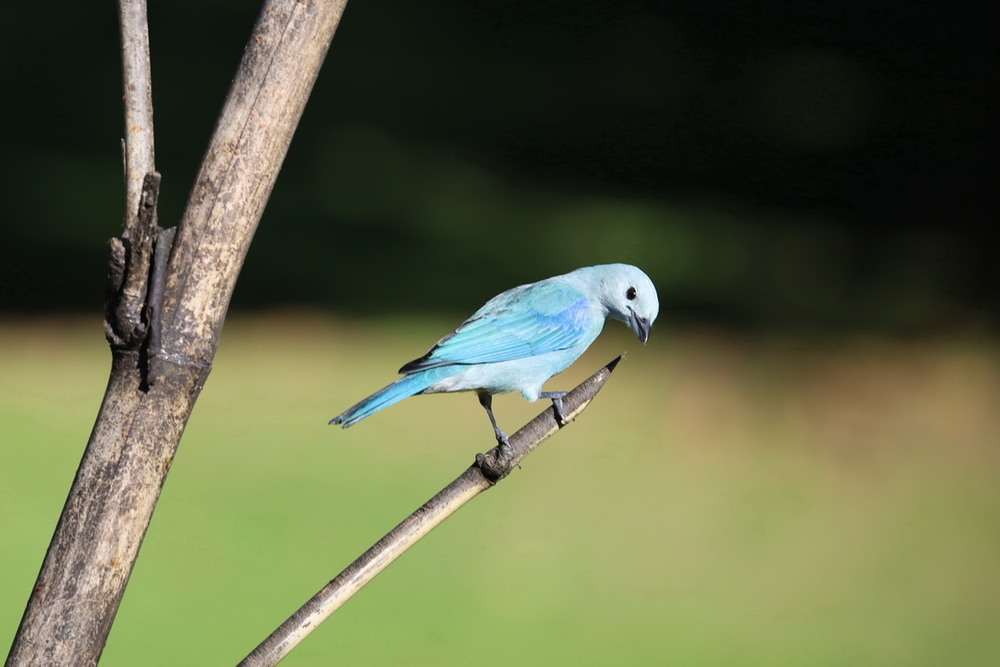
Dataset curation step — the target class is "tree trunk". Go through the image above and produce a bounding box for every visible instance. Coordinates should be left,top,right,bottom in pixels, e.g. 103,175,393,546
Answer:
6,1,349,664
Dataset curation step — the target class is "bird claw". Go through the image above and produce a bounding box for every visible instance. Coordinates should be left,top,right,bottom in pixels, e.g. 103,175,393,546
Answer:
495,431,513,459
552,398,568,426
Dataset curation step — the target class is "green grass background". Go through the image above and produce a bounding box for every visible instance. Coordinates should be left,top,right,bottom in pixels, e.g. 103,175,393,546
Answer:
2,314,998,665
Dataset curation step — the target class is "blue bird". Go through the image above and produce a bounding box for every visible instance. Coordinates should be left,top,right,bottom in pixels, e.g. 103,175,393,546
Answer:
330,264,659,446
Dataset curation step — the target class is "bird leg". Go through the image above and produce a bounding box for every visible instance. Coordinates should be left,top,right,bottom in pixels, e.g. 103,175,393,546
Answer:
539,391,569,426
477,391,511,451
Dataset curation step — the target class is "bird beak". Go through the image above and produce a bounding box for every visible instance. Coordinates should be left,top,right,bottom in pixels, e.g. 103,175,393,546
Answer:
628,307,651,344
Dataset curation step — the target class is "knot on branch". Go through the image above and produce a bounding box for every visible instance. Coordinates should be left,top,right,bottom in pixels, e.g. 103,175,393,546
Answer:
104,171,163,350
475,449,512,483
104,172,176,392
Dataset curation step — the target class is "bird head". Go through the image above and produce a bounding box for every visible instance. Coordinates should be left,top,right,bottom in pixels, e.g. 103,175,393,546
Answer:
590,264,659,343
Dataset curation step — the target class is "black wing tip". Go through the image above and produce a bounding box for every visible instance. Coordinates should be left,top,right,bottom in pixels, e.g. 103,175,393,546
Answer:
399,350,439,373
398,354,427,374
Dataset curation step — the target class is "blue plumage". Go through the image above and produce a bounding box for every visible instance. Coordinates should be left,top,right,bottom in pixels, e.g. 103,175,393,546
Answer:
330,367,455,428
330,264,659,444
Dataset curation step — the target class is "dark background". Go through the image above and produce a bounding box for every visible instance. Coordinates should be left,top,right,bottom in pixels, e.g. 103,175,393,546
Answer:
1,1,994,333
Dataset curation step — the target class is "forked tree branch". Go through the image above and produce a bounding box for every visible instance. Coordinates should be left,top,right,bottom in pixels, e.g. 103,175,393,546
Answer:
239,356,622,667
5,1,349,665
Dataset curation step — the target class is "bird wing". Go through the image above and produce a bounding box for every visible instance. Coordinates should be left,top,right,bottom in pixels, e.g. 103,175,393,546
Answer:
399,281,592,373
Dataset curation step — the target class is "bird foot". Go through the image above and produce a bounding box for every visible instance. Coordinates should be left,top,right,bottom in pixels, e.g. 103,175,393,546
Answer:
539,391,569,426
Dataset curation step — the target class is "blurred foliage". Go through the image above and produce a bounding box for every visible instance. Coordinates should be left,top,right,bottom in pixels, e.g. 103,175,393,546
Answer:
3,316,999,664
0,1,994,333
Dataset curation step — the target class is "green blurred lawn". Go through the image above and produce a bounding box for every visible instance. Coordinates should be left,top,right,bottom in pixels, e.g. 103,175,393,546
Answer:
2,314,999,666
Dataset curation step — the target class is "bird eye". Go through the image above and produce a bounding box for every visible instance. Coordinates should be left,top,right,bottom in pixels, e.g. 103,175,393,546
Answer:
626,286,637,301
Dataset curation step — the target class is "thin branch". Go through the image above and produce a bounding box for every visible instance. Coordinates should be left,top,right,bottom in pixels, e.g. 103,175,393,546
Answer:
107,0,158,353
119,0,156,220
238,356,623,667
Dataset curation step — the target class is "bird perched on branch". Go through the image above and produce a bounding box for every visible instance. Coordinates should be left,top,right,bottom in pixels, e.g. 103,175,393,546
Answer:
330,263,659,446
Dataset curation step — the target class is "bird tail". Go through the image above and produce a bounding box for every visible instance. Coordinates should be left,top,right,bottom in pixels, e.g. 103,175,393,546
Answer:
329,369,450,428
